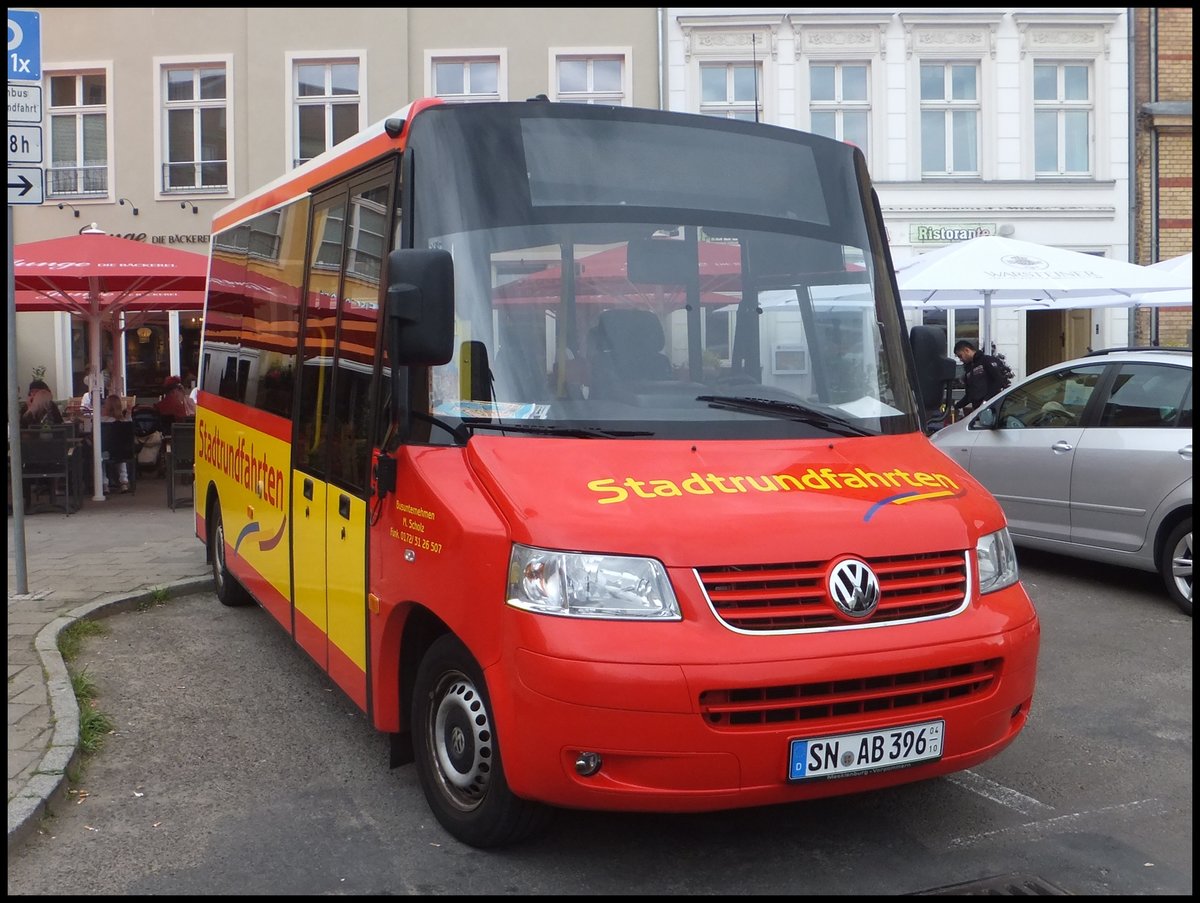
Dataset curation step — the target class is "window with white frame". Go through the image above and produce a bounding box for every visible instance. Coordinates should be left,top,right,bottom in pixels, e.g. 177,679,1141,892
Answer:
555,54,626,105
919,62,980,177
46,71,109,197
809,63,869,154
293,59,361,168
1034,62,1092,176
162,64,229,191
700,62,762,121
432,57,500,102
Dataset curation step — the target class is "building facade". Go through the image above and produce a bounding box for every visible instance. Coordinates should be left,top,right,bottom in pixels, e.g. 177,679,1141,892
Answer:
1131,6,1194,347
663,7,1190,379
12,8,660,400
12,8,1190,402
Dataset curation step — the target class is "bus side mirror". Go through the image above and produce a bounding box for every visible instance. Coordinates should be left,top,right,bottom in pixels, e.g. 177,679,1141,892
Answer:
386,249,455,367
909,325,956,421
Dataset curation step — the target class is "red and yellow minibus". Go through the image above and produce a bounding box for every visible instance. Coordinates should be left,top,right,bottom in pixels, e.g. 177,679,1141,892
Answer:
194,98,1039,848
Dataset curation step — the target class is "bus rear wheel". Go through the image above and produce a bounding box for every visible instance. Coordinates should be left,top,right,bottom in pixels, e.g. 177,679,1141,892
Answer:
412,634,551,848
210,503,252,607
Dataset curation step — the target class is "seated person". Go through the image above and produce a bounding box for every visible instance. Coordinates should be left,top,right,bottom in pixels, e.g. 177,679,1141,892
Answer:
20,381,65,428
155,375,194,430
100,393,132,493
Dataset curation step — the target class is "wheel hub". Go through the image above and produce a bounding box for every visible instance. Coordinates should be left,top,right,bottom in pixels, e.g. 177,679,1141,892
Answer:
432,677,493,806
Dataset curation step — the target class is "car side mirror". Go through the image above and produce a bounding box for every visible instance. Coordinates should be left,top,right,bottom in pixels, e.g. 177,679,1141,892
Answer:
973,405,998,429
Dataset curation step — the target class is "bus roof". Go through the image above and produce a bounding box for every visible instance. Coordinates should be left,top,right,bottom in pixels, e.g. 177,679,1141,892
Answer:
211,97,444,234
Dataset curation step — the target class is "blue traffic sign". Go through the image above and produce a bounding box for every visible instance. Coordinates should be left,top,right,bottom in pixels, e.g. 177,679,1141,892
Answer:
8,9,42,82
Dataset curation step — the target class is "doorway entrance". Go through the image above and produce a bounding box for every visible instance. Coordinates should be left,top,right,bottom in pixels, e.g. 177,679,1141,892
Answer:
1026,309,1092,374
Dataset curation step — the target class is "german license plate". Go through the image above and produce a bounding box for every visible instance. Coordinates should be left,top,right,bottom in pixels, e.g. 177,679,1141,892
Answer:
788,719,944,781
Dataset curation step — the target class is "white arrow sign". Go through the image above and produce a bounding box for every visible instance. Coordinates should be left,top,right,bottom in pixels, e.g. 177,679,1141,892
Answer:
8,165,44,204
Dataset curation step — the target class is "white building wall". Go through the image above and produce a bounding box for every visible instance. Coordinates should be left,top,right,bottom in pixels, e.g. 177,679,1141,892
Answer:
665,8,1133,380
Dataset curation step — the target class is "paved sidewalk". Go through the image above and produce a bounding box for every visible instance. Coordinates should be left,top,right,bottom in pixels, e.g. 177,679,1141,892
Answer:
7,475,212,850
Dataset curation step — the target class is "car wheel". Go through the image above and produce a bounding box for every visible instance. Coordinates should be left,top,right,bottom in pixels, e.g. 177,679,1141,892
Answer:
412,634,552,848
1160,518,1192,617
210,503,252,607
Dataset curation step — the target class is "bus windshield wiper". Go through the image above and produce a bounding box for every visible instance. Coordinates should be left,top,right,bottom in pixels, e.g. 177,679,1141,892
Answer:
696,395,874,437
463,421,655,439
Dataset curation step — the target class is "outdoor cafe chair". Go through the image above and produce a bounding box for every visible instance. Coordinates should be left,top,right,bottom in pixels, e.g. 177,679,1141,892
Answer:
20,425,80,514
166,420,196,510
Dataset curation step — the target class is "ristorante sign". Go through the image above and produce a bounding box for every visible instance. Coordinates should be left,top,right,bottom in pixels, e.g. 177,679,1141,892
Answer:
909,223,996,243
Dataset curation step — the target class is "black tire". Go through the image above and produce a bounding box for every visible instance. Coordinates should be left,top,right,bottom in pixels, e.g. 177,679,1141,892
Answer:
1160,518,1192,617
210,502,252,607
412,634,552,848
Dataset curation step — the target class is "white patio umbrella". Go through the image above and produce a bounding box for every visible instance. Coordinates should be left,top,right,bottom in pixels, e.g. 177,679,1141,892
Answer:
1045,251,1193,311
893,236,1191,349
1130,252,1192,307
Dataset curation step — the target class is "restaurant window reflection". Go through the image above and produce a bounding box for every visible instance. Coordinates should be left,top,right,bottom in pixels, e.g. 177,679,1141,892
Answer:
180,313,203,390
125,317,171,397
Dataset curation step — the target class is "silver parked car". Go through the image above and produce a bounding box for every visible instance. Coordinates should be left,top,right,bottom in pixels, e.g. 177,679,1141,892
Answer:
931,348,1192,615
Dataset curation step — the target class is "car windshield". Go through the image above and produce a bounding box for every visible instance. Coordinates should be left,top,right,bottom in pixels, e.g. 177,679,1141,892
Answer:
407,103,920,442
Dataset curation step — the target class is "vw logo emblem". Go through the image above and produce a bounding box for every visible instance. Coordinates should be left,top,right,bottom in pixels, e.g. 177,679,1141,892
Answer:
828,558,881,620
450,726,467,756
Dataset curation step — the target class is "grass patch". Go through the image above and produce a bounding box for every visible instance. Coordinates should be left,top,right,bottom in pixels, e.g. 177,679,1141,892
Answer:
57,619,116,765
71,668,115,753
57,619,108,662
137,586,170,612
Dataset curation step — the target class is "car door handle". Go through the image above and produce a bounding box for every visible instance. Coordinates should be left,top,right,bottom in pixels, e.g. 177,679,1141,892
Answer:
1180,444,1192,461
1051,440,1074,453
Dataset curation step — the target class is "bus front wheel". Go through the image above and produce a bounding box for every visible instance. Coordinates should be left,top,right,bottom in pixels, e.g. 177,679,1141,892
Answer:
412,634,551,848
210,503,252,607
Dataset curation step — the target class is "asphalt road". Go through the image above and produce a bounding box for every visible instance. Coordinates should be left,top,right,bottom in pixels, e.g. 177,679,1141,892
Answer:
7,549,1192,895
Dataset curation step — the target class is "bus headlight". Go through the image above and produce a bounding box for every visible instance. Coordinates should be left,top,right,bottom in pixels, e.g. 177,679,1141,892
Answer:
507,543,681,620
976,528,1019,594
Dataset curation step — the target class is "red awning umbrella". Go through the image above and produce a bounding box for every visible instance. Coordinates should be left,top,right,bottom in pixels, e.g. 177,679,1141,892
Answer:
493,242,744,305
14,230,209,501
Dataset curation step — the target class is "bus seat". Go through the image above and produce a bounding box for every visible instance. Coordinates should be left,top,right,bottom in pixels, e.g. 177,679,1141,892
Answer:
594,309,673,381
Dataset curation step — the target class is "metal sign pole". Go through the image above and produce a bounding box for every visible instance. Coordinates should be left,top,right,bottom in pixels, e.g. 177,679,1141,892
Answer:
9,204,30,593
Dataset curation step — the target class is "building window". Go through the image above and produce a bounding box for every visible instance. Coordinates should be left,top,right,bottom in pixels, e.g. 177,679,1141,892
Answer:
700,62,762,121
46,71,109,198
431,56,501,102
810,63,869,154
1034,63,1092,176
554,54,626,105
162,64,229,192
293,59,361,168
919,62,979,177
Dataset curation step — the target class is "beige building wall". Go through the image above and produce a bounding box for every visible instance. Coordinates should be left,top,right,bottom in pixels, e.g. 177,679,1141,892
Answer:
12,8,660,400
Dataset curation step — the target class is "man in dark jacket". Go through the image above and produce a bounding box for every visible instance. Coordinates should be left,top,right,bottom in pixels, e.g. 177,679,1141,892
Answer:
953,340,1008,415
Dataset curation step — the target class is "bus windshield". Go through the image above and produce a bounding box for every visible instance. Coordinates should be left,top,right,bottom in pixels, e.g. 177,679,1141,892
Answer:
407,103,919,441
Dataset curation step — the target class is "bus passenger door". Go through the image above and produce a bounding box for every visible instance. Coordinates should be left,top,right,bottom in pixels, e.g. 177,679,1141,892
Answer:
291,172,393,706
322,175,391,709
291,194,346,670
291,472,328,664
